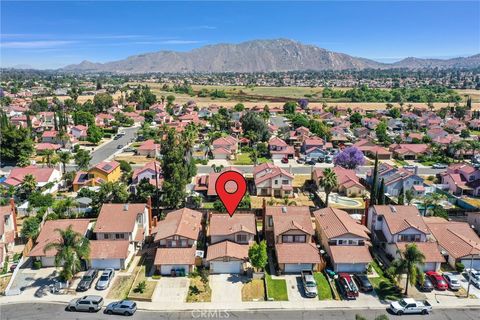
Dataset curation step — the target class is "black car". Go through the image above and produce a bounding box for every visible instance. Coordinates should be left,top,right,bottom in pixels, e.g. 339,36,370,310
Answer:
76,269,98,292
306,159,316,165
353,274,373,292
417,277,434,292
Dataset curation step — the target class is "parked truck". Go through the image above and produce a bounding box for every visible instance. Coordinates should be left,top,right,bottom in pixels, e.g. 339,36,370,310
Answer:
389,298,432,315
301,270,318,298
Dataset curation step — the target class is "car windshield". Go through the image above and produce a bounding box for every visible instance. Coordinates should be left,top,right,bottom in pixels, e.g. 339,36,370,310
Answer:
451,279,459,284
399,300,408,307
438,279,446,285
82,276,92,281
100,276,109,281
306,281,316,287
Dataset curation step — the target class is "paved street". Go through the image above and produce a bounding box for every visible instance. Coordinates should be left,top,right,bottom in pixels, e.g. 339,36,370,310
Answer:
89,126,139,166
1,303,480,320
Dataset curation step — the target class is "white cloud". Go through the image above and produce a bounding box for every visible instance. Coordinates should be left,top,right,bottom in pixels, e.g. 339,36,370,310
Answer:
1,40,76,48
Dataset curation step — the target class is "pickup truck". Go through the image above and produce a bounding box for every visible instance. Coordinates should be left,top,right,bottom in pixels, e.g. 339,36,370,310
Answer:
389,298,432,315
301,270,318,298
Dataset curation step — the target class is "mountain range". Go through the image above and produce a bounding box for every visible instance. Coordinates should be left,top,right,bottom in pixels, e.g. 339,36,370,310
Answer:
63,39,480,73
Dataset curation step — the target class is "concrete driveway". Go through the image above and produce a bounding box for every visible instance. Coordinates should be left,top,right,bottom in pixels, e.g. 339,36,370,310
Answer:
152,277,190,303
210,274,244,302
284,275,314,301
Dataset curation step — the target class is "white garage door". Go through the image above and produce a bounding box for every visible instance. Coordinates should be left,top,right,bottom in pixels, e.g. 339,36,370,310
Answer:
160,264,190,276
335,263,366,273
91,259,122,270
284,263,312,273
461,259,480,270
210,261,242,274
422,262,438,272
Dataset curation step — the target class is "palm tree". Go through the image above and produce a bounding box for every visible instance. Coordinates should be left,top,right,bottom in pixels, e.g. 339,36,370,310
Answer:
405,189,415,205
249,149,259,165
42,149,54,168
58,151,71,175
43,225,90,281
388,243,425,295
319,168,338,207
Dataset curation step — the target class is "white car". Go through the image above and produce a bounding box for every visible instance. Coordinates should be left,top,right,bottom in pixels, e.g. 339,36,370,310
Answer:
96,269,114,290
465,269,480,288
443,272,461,291
389,298,432,315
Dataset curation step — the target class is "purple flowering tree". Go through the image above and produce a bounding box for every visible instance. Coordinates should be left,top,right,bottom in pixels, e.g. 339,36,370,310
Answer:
298,98,309,110
334,146,365,169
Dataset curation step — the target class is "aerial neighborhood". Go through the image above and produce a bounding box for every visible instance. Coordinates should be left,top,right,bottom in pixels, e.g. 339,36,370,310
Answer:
1,66,480,316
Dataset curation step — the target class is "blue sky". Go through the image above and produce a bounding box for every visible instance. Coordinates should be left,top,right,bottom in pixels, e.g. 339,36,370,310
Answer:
1,1,479,69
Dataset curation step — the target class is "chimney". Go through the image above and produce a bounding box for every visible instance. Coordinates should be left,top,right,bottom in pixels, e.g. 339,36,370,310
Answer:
123,203,129,211
10,198,18,234
147,197,153,235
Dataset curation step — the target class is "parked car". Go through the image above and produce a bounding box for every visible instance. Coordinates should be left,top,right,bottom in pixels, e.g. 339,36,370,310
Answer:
403,165,416,170
426,271,448,290
337,273,359,300
96,269,114,290
306,159,316,166
296,158,305,164
324,155,333,164
353,274,373,292
464,268,480,288
417,276,434,292
443,272,461,291
76,269,98,292
301,270,318,298
117,144,124,150
389,298,432,315
281,157,288,164
123,147,135,153
432,163,448,169
67,295,104,313
104,300,137,316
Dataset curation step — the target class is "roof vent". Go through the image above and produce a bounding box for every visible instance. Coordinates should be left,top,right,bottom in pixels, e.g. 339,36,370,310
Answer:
282,206,287,214
389,205,397,213
123,204,129,211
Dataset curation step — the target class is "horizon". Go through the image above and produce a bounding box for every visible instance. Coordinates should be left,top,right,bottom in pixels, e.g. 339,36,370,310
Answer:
1,1,479,69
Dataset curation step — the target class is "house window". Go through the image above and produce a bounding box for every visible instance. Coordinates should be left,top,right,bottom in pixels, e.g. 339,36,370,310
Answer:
115,233,125,239
282,235,306,243
282,180,289,185
274,180,278,185
236,234,248,243
338,240,344,245
398,234,421,242
104,234,109,240
268,217,273,227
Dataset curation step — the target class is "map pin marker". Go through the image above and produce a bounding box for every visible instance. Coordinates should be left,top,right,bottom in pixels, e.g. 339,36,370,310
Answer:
215,170,247,217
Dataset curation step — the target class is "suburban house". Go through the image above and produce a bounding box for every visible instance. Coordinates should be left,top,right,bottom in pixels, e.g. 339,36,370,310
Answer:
264,206,323,273
92,203,150,269
314,208,372,272
354,139,392,159
131,161,163,190
440,163,480,197
425,217,480,270
389,144,430,160
0,200,17,265
268,136,295,160
153,208,203,275
206,213,256,274
3,166,62,194
367,205,444,271
212,135,238,159
41,130,59,144
29,219,92,267
467,212,480,235
137,139,160,158
253,163,294,198
70,125,88,140
73,161,121,192
194,167,242,201
427,127,448,140
366,163,424,197
312,167,366,198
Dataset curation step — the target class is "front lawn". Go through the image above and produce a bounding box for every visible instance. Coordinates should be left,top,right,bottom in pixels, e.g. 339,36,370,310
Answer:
265,273,288,301
233,153,270,165
370,261,403,301
394,159,409,166
187,276,211,302
242,279,265,301
127,261,156,301
202,202,215,209
314,272,333,300
107,275,136,299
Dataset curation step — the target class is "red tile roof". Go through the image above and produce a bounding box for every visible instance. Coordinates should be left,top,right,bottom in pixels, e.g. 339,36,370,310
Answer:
373,205,429,235
94,203,147,234
329,245,372,264
275,242,322,264
206,241,249,261
89,240,130,259
314,208,370,240
154,208,202,241
208,213,256,237
154,247,196,265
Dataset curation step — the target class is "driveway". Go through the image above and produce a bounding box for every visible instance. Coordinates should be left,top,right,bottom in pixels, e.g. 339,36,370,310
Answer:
89,126,139,166
284,275,313,301
152,277,189,303
210,274,243,303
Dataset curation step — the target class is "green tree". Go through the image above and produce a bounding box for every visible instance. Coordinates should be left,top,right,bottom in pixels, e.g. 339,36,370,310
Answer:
0,116,34,164
370,153,379,206
405,189,414,206
319,168,338,207
377,178,385,205
240,112,270,142
248,240,268,271
233,103,245,112
135,178,157,202
349,112,363,127
58,151,71,176
42,149,55,168
283,101,296,114
87,125,103,145
375,120,390,144
43,225,90,281
73,111,95,126
387,243,425,295
16,174,37,201
93,92,113,112
74,149,92,170
21,216,41,240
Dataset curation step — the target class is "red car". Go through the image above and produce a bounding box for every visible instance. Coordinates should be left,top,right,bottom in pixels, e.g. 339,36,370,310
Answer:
281,157,289,164
337,273,359,300
426,271,448,290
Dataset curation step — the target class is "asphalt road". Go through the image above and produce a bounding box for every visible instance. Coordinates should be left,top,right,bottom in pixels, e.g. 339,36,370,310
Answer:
89,126,139,166
1,303,479,320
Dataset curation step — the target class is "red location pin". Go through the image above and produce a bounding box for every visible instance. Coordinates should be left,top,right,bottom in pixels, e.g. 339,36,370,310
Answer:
215,170,247,217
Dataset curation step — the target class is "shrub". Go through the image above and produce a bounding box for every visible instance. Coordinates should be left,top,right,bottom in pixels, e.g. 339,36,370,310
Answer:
134,280,146,293
199,268,209,284
456,262,465,273
152,275,161,280
33,260,42,270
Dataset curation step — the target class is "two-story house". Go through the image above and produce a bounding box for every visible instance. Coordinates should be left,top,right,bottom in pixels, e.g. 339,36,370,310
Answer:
268,136,295,160
312,167,366,198
92,203,150,269
367,163,424,197
254,163,294,198
264,206,323,273
440,163,480,196
73,161,121,191
206,213,256,274
212,135,238,160
368,205,444,271
0,200,17,266
131,161,163,193
194,167,243,201
153,208,203,275
314,208,372,273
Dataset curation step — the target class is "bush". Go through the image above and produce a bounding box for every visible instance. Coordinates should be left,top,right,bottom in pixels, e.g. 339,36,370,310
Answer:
456,262,465,273
152,275,161,280
33,260,42,270
199,268,209,284
134,280,146,293
103,133,112,139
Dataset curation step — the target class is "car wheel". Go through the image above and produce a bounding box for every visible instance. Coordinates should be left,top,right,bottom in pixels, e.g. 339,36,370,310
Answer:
124,311,131,316
89,308,94,313
422,309,428,315
69,307,76,312
397,310,403,316
107,310,113,315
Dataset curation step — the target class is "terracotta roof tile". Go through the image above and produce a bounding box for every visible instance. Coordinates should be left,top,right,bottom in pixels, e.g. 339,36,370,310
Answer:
94,203,147,234
329,245,372,264
275,242,322,264
89,240,130,259
209,213,256,237
206,241,249,261
154,208,202,241
154,247,196,265
314,208,370,240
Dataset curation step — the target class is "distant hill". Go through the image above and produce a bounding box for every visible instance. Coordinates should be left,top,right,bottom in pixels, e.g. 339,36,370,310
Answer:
62,39,480,73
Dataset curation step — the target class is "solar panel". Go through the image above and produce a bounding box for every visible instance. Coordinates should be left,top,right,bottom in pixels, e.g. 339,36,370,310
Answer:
102,164,113,171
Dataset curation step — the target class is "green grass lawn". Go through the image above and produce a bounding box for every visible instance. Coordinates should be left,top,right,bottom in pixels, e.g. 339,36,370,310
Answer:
202,202,215,209
394,159,409,166
265,274,288,301
370,261,403,301
314,272,333,300
233,153,270,165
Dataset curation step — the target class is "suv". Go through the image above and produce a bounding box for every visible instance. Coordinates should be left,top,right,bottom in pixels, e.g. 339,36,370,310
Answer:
67,295,104,312
76,269,98,292
443,272,461,291
337,273,359,300
96,268,114,290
